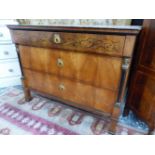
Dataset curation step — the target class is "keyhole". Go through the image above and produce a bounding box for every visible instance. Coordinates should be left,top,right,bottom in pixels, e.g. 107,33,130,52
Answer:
53,34,61,44
57,58,64,67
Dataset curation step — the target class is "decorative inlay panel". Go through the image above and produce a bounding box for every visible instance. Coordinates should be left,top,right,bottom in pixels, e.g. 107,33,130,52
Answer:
10,30,125,56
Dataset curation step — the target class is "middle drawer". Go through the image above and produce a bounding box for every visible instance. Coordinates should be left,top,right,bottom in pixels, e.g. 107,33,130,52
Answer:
19,45,122,91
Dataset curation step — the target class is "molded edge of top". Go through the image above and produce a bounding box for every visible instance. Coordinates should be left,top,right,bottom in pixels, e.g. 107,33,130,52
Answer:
7,24,142,35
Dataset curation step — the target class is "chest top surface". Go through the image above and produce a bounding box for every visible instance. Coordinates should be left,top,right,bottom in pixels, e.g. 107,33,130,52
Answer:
7,24,141,35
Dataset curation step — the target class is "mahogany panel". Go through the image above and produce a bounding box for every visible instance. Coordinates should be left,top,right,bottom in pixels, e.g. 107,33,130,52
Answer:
124,20,155,133
139,20,155,71
19,46,122,91
128,71,155,126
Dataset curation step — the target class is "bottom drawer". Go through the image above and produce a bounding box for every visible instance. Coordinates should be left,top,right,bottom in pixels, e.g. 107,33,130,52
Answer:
24,69,118,114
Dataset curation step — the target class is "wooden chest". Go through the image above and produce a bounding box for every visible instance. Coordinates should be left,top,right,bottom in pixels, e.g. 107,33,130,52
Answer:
7,25,141,133
124,20,155,134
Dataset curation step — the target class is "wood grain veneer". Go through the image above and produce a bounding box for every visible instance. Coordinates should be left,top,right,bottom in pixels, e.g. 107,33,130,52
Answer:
8,25,141,134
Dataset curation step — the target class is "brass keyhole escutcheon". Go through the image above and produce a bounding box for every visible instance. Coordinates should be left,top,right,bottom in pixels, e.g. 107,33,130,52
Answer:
58,84,65,91
53,34,61,44
57,58,64,67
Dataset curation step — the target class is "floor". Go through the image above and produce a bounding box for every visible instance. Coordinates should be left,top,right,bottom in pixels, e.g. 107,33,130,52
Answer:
0,86,150,135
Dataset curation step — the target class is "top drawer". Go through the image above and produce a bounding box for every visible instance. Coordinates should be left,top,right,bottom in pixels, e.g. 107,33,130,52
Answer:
10,30,125,56
0,27,11,41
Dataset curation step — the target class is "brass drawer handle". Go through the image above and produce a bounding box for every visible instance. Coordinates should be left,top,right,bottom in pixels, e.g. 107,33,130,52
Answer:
0,32,3,37
58,84,65,91
4,51,9,55
57,58,64,67
53,34,61,44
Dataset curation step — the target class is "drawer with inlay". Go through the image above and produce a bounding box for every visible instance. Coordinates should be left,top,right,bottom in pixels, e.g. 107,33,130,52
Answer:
19,45,122,91
11,30,125,56
0,44,17,59
24,69,117,114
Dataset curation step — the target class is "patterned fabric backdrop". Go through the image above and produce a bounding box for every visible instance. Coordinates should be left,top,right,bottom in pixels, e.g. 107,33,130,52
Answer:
16,19,131,26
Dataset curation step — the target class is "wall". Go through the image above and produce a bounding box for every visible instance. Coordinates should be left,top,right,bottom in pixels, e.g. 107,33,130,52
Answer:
16,19,131,26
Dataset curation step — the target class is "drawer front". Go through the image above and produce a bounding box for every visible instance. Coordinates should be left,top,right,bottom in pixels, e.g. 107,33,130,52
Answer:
19,46,122,91
0,44,17,59
24,69,117,114
0,27,11,41
11,30,125,56
0,60,21,78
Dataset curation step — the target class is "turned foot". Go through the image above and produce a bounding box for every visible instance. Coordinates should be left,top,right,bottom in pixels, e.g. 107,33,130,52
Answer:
148,123,155,135
123,107,130,117
24,87,32,102
108,119,117,135
21,77,32,102
108,104,121,134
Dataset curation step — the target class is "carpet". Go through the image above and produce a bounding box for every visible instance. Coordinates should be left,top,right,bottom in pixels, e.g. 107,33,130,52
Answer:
0,86,151,135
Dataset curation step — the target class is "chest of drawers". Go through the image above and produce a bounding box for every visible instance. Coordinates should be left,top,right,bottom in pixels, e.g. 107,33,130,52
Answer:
7,25,141,133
